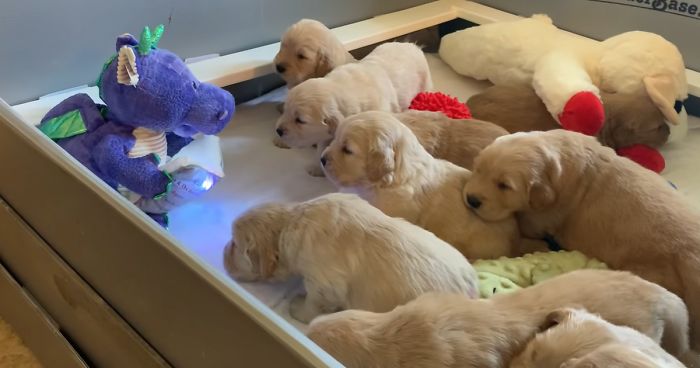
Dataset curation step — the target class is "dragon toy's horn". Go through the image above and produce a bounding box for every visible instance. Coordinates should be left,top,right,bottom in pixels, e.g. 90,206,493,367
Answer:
138,24,165,55
117,46,139,85
151,24,165,48
138,26,152,55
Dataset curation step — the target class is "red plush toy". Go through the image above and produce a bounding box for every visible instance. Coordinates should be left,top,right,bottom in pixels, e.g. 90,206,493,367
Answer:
617,145,666,173
409,92,472,119
410,91,665,173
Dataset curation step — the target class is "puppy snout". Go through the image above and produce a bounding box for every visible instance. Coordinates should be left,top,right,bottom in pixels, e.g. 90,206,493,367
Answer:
320,155,328,166
276,128,286,137
466,195,482,209
276,63,287,74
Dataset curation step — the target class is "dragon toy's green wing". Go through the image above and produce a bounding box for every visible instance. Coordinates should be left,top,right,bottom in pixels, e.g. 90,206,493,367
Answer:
38,109,87,140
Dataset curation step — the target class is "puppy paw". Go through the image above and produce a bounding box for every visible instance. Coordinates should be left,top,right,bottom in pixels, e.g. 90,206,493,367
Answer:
289,295,319,323
306,164,326,177
273,136,290,149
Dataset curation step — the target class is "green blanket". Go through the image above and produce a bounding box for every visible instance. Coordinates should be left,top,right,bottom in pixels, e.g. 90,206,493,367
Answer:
473,251,608,298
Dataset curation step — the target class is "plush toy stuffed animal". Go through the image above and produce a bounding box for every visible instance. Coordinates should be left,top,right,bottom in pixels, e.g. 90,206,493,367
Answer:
39,25,235,226
439,15,688,138
473,250,608,298
468,84,688,172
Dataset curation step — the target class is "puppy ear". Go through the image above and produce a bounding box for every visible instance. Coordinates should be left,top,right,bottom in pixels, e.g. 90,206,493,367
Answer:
313,50,334,78
323,114,341,137
367,136,395,185
539,308,575,332
644,74,680,125
528,146,561,210
258,243,279,278
529,182,556,210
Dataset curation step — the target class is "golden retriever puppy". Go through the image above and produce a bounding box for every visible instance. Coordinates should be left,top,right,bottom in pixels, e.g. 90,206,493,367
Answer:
276,42,432,175
463,129,700,349
511,308,689,368
321,111,518,260
395,110,508,170
468,84,671,149
223,193,479,323
307,269,691,368
274,19,355,88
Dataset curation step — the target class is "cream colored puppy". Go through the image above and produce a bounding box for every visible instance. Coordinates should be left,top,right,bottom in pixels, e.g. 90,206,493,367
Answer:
321,111,518,260
396,110,508,170
510,308,689,368
463,129,700,349
274,19,355,88
276,42,432,175
307,270,691,368
223,193,479,323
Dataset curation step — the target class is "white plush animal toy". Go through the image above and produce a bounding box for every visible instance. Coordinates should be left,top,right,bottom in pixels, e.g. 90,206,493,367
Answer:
439,14,688,137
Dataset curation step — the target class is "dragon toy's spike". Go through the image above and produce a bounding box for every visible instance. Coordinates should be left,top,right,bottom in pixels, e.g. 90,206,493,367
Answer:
117,46,139,85
138,26,153,55
151,24,165,48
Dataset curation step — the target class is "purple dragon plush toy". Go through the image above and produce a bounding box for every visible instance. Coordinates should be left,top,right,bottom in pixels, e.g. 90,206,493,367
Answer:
38,25,235,227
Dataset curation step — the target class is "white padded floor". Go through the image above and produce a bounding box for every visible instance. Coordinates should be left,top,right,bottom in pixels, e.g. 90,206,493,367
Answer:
12,53,700,331
168,53,700,330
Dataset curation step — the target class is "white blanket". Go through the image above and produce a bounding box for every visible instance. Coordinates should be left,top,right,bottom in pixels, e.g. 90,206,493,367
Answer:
166,53,700,330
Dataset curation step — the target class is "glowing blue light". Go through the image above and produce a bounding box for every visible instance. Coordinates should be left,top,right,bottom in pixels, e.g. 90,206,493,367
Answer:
201,174,214,191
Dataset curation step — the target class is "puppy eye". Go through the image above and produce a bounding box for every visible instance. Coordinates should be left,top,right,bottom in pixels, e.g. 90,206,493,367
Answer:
297,53,307,60
341,145,353,155
295,117,306,125
497,181,510,191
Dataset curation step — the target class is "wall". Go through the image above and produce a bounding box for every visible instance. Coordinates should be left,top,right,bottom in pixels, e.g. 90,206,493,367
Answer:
0,0,430,105
475,0,700,70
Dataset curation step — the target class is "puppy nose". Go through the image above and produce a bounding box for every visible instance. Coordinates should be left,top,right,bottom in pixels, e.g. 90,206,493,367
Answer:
466,195,482,209
276,128,285,137
276,64,286,73
320,155,327,166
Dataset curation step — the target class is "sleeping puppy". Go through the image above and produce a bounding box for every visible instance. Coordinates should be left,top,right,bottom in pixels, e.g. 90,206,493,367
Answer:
396,110,508,170
276,42,432,175
510,308,689,368
321,111,518,260
468,84,672,149
307,269,691,368
463,129,700,350
274,19,355,88
223,193,478,323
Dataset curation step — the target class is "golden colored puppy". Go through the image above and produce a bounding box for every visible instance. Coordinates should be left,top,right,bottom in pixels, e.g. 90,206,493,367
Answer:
511,308,689,368
321,111,518,260
468,84,671,149
307,270,691,368
223,193,478,323
463,129,700,349
274,19,355,88
276,42,432,175
396,110,508,170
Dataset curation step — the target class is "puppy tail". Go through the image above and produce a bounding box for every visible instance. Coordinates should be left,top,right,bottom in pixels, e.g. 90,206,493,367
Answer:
531,14,553,24
679,253,700,352
659,290,691,359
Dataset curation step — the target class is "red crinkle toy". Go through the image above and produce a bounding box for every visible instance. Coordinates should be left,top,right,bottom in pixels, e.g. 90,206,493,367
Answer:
616,144,666,173
409,92,472,119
